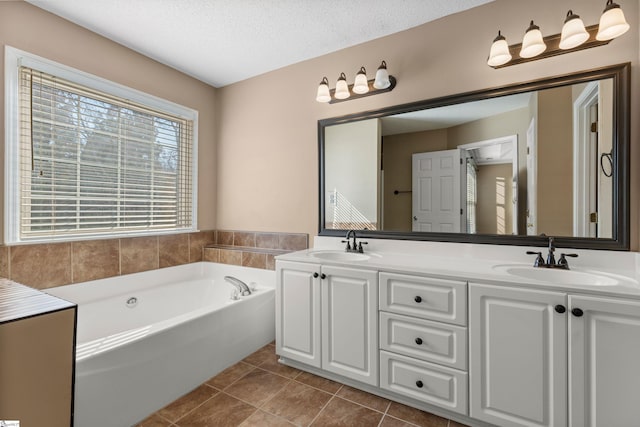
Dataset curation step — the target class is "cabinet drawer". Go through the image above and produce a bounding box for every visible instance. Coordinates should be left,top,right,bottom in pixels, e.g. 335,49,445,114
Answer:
380,272,467,325
380,350,468,415
380,312,467,370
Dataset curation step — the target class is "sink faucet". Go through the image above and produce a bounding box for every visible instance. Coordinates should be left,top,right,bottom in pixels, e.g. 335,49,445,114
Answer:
526,236,578,269
224,276,252,296
342,229,368,253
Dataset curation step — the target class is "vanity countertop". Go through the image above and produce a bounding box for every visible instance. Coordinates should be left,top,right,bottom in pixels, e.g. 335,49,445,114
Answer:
0,278,76,324
276,237,640,299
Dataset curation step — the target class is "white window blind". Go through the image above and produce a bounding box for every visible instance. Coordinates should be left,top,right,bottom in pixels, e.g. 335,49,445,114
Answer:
14,66,195,242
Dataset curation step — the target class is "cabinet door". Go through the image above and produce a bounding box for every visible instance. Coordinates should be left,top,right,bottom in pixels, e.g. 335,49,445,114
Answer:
322,265,379,385
276,261,321,368
569,295,640,427
469,283,567,427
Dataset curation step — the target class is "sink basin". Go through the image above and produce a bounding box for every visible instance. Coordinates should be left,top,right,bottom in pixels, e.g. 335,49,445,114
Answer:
309,250,371,262
493,264,623,286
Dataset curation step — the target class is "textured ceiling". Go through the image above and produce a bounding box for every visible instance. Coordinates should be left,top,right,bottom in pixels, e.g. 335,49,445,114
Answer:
27,0,494,88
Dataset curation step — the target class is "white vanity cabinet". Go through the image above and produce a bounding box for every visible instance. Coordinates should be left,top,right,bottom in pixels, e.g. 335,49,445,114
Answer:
379,272,469,415
569,295,640,427
469,283,567,427
276,260,379,385
470,283,640,427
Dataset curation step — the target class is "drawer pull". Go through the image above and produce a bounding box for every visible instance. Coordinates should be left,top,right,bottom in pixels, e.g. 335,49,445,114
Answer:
414,296,422,303
415,337,423,345
416,380,424,388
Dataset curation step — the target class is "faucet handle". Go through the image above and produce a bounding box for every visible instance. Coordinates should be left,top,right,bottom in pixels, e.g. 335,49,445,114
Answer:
557,253,578,269
357,241,368,253
526,251,545,267
341,240,351,250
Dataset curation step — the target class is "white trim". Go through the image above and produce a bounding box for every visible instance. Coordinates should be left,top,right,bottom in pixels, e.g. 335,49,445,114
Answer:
4,46,199,244
572,81,599,237
458,135,519,234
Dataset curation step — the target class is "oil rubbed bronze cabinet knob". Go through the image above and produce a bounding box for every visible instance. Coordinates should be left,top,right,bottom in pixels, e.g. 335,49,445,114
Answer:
414,296,422,303
554,304,566,314
416,380,424,388
415,337,423,345
572,307,584,317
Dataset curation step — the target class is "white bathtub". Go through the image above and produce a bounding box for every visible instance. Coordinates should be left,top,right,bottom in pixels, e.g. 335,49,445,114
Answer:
46,262,275,427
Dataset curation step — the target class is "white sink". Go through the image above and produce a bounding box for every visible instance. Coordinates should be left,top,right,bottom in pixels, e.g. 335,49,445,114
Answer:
493,264,625,286
309,250,371,262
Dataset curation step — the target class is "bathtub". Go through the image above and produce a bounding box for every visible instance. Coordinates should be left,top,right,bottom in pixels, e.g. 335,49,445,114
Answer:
46,262,275,427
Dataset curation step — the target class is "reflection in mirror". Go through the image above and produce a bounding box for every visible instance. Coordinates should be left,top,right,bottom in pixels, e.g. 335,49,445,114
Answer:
320,64,629,250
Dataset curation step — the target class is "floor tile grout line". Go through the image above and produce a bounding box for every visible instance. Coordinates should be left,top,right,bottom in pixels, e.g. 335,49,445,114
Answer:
169,391,220,426
307,394,337,426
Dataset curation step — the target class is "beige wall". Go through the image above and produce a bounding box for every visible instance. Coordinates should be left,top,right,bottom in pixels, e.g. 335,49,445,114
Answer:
537,86,574,236
382,129,448,231
0,1,218,235
216,0,640,249
476,164,513,235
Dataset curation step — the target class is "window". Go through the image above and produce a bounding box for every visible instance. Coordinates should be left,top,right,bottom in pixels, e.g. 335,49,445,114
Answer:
5,47,198,244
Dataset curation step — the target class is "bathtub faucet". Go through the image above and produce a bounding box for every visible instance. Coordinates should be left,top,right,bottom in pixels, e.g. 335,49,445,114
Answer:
224,276,252,296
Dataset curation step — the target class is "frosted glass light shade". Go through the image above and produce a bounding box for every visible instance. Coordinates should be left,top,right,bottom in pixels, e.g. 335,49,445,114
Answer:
373,61,391,89
520,21,546,58
316,77,331,103
596,0,630,41
334,72,350,99
560,11,590,49
353,67,369,94
487,31,512,67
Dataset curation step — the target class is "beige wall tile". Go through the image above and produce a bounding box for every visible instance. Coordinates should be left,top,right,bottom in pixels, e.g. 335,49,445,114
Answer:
72,239,120,283
159,234,190,268
219,249,242,266
278,234,308,251
266,254,276,270
256,233,279,249
10,243,72,289
0,246,9,278
189,231,215,262
120,236,158,275
242,252,266,269
217,231,233,246
203,248,219,262
234,232,256,248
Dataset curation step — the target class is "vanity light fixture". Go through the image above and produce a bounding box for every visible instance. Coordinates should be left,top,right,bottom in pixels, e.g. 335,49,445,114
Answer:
315,77,331,103
373,61,391,89
487,0,630,68
487,31,512,67
520,21,547,58
596,0,630,40
315,61,396,104
334,72,350,100
559,10,589,50
353,67,369,94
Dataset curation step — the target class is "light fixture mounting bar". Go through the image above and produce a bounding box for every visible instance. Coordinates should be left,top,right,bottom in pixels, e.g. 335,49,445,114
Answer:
328,76,396,104
490,25,611,69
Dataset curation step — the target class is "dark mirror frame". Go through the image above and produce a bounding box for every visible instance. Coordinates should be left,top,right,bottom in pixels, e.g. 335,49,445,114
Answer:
318,63,630,250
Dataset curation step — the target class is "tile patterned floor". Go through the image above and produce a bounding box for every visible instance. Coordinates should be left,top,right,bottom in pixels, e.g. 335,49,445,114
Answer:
136,343,470,427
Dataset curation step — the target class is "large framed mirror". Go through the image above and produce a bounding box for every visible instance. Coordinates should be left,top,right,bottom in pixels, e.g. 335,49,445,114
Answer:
319,63,630,250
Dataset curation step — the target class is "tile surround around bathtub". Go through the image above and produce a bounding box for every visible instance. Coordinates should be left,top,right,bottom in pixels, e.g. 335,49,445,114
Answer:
2,229,301,289
208,230,309,271
72,239,120,283
10,243,72,289
121,236,159,275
